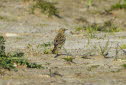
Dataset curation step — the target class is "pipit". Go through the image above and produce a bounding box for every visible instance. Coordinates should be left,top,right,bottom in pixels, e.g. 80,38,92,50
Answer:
52,28,67,57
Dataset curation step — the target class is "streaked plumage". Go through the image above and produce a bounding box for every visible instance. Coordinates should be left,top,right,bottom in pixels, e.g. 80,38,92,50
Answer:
52,28,67,54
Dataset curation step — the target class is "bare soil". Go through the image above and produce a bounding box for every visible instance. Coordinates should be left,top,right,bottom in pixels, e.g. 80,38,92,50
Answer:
0,0,126,85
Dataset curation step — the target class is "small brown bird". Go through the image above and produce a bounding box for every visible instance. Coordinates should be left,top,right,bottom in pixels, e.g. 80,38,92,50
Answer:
52,28,67,56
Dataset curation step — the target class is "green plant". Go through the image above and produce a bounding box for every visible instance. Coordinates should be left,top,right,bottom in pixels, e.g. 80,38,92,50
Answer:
31,0,59,17
111,0,126,10
26,44,35,56
9,52,25,57
75,21,120,39
87,0,93,7
0,36,6,57
0,36,43,71
0,56,43,70
37,42,52,54
102,20,121,32
94,40,111,58
120,44,126,49
0,16,7,20
62,56,74,62
0,16,16,21
40,42,52,47
122,64,126,68
112,3,126,9
26,44,42,56
26,62,42,68
85,24,99,38
75,27,84,32
74,24,98,38
43,48,52,54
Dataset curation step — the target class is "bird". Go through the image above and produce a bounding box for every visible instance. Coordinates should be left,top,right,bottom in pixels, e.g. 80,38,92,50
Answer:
52,28,67,57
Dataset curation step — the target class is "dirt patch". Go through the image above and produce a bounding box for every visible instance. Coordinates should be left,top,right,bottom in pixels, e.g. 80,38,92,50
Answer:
0,0,126,85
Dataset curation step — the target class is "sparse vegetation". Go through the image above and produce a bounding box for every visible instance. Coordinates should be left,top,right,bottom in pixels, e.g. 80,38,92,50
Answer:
74,24,98,38
87,65,100,71
31,0,59,17
94,40,111,58
101,20,121,32
111,3,126,10
1,0,126,84
85,24,99,38
62,56,74,62
75,20,121,36
37,42,52,54
0,36,43,71
26,44,40,56
87,0,93,7
120,44,126,49
122,64,126,68
43,48,52,54
75,27,84,32
0,16,7,20
111,0,126,10
0,56,43,71
0,15,16,21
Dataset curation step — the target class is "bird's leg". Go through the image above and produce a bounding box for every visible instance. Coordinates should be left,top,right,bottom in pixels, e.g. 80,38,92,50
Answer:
54,47,72,58
54,47,61,58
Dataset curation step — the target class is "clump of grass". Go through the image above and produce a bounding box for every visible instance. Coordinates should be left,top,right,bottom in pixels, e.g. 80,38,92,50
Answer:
75,23,98,32
120,44,126,49
87,0,93,7
98,41,110,57
85,23,99,38
26,44,39,56
112,3,126,10
110,0,126,10
101,20,121,32
43,49,52,54
0,16,7,20
31,0,59,17
74,24,98,38
0,16,16,22
76,20,121,33
62,56,74,62
26,62,42,68
75,27,84,32
122,64,126,68
37,42,52,54
0,56,43,70
94,40,111,58
0,36,43,71
40,42,52,47
75,20,121,38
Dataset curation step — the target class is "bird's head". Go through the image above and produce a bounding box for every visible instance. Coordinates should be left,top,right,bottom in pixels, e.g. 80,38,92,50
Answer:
58,28,68,33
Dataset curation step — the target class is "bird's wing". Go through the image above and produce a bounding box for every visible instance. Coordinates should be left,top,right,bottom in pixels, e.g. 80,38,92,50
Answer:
54,33,66,46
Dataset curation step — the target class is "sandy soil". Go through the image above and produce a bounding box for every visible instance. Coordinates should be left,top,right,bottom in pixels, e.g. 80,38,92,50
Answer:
0,0,126,85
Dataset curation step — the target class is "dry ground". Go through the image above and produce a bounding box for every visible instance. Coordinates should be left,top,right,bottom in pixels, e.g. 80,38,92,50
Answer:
0,0,126,85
